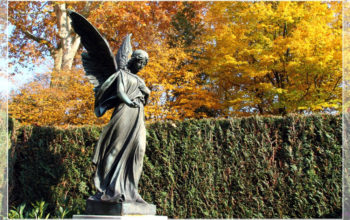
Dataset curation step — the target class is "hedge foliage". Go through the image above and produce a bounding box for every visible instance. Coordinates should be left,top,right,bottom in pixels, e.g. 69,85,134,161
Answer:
343,113,350,218
9,114,342,218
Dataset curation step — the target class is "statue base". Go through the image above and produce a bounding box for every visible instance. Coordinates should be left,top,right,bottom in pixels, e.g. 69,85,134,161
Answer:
85,199,157,216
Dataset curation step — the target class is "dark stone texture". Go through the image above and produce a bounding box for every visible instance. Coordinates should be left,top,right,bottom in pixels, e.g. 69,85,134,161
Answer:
69,10,152,205
85,200,156,216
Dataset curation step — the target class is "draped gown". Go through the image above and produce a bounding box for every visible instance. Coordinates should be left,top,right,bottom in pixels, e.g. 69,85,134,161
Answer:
92,69,148,203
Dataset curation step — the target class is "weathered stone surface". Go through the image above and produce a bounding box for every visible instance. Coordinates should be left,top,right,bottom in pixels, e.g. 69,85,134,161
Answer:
69,10,152,205
86,200,156,216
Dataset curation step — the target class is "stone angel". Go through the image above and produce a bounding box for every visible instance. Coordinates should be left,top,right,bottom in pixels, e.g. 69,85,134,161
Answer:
68,10,151,205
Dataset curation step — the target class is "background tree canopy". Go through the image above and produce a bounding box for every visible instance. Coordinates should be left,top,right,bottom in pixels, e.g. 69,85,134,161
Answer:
8,1,342,126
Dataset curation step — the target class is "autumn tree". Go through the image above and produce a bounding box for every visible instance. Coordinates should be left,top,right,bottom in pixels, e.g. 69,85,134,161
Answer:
166,2,221,118
9,1,213,125
9,2,97,73
8,2,108,126
201,1,342,116
9,69,100,126
9,1,342,126
168,2,206,49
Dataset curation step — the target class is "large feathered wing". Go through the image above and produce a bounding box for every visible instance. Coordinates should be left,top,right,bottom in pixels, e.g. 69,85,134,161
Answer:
92,35,134,117
69,11,135,117
68,10,117,91
116,34,133,69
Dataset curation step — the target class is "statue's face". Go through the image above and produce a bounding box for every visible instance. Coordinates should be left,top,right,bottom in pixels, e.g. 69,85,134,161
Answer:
128,51,148,74
134,57,147,72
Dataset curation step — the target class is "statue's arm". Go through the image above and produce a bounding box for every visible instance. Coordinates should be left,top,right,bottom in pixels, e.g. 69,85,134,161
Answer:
116,74,139,108
139,83,150,105
140,85,151,105
139,84,150,95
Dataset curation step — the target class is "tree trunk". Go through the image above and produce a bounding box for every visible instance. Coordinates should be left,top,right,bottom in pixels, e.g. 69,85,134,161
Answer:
50,3,81,87
53,3,80,72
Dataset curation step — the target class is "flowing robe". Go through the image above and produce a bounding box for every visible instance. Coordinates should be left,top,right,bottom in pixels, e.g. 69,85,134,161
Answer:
92,70,147,203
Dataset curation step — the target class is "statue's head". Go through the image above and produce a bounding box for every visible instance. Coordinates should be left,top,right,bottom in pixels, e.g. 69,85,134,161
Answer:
127,50,149,74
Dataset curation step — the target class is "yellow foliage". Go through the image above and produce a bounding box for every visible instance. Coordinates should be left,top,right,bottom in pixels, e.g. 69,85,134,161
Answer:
9,2,216,126
201,1,342,115
9,1,343,126
9,70,111,127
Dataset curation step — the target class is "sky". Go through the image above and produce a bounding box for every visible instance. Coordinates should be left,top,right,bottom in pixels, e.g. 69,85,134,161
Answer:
1,22,51,97
0,62,46,99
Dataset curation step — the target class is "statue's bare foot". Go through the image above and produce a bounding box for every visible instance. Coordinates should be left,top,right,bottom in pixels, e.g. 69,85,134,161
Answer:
101,194,125,203
135,196,148,204
88,192,102,200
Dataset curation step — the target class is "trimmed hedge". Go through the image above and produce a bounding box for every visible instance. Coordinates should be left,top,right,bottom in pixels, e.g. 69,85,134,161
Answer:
9,114,342,218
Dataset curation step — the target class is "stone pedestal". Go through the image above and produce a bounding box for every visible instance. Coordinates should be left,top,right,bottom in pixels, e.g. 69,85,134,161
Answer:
85,200,156,216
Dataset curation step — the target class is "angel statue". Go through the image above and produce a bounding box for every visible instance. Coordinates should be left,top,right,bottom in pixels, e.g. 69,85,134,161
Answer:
68,11,152,207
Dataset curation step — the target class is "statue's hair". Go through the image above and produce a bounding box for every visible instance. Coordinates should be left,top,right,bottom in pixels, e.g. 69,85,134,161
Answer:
131,50,149,63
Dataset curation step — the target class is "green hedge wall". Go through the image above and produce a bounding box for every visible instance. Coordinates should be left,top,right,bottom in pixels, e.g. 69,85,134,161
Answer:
9,114,342,218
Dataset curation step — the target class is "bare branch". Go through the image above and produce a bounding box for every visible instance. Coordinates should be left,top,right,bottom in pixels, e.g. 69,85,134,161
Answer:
23,30,54,53
325,76,342,101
